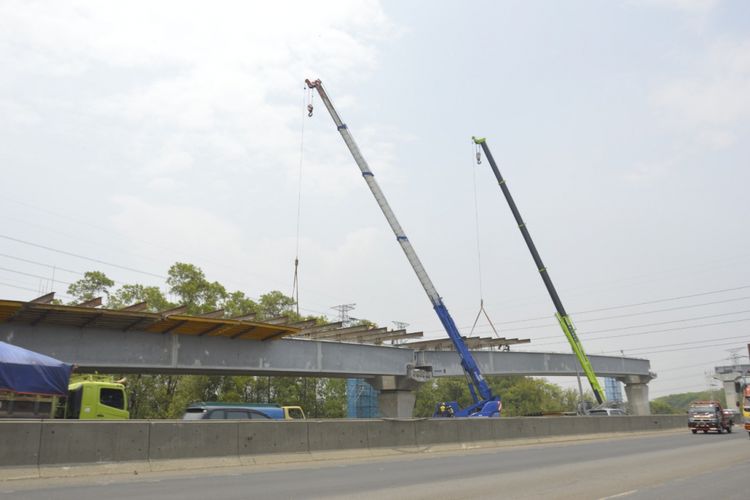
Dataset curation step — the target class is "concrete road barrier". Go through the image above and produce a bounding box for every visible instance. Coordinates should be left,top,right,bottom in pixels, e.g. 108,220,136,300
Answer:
39,421,149,466
148,421,237,461
0,415,687,480
366,419,417,450
0,420,42,468
239,420,309,457
308,419,369,453
415,418,460,446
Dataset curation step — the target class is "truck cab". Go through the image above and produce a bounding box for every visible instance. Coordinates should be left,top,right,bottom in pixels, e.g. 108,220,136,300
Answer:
61,379,129,420
687,400,732,434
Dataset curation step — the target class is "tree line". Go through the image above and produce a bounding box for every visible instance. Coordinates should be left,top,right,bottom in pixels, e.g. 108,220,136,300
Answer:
66,263,586,418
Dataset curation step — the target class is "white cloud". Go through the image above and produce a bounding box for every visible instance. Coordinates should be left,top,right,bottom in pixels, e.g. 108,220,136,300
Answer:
651,39,750,149
623,159,672,184
0,0,396,188
630,0,719,14
110,195,243,251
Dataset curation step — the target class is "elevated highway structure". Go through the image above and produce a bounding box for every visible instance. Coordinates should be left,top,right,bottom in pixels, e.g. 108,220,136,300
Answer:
0,298,654,416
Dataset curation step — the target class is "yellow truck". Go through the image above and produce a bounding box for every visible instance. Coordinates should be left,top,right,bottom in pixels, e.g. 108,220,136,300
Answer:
0,376,129,420
0,340,128,419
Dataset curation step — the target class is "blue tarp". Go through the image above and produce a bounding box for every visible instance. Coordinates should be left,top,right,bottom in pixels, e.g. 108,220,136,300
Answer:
0,341,73,396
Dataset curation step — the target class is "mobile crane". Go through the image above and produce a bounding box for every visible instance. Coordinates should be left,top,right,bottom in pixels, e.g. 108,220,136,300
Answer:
306,78,501,417
472,137,605,404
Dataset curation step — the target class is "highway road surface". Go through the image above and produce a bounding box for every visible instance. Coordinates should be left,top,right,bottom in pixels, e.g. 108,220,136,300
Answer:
3,429,749,499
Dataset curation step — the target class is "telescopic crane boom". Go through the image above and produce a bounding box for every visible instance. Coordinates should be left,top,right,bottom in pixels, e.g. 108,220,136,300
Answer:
472,137,605,404
307,78,500,417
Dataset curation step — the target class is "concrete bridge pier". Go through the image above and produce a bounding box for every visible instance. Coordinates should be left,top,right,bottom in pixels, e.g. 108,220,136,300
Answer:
372,375,423,418
714,373,741,410
621,375,653,415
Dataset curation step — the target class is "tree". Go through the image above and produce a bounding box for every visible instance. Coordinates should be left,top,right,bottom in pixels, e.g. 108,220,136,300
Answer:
650,400,680,414
70,262,361,419
166,262,227,314
414,375,581,417
257,290,297,319
67,271,115,303
223,291,259,318
108,284,174,312
651,390,725,412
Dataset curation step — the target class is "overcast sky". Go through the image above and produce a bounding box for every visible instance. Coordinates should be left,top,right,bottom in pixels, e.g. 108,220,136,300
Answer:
1,0,748,398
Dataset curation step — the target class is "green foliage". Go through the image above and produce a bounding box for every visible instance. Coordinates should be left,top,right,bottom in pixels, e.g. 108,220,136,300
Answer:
414,376,581,417
651,390,726,412
67,271,115,303
120,374,347,419
223,291,259,318
257,290,297,320
166,262,227,314
107,284,174,312
650,400,681,414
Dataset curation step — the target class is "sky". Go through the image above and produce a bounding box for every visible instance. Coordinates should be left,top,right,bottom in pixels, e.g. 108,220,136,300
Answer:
1,0,749,399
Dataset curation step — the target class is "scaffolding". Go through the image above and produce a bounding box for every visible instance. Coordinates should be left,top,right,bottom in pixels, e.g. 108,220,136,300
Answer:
346,379,379,418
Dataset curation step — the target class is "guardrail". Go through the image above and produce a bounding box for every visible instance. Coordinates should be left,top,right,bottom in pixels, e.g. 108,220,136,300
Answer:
0,416,686,479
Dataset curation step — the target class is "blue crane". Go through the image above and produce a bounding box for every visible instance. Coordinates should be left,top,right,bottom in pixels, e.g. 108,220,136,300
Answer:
306,79,501,417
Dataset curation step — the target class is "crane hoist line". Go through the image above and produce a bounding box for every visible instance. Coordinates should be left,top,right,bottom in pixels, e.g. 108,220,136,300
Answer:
306,78,501,418
472,136,606,405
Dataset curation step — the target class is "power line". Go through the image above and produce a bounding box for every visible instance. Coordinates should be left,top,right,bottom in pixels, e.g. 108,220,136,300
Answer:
611,335,749,355
573,296,750,324
574,285,750,315
0,266,74,286
0,235,347,320
657,357,732,373
637,339,750,356
480,296,750,335
0,280,45,294
0,246,341,320
0,234,167,280
537,309,750,340
419,284,750,336
0,280,75,300
0,252,83,276
532,318,750,348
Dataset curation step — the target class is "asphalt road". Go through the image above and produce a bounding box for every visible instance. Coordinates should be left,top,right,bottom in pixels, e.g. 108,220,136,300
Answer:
3,429,749,500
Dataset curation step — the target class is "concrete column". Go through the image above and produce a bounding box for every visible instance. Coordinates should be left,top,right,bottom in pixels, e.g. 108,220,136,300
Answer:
378,390,416,418
624,382,650,416
714,372,741,410
723,380,739,410
371,374,424,418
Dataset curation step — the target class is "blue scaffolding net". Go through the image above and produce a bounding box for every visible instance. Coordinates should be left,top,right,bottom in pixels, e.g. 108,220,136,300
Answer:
346,378,379,418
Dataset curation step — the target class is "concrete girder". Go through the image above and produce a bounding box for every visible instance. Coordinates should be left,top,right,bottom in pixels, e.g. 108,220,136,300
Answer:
0,322,654,416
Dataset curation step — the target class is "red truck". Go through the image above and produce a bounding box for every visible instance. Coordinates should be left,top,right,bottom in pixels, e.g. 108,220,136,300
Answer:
687,400,733,434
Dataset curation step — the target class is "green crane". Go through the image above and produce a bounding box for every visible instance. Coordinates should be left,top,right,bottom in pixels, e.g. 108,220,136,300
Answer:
473,136,605,404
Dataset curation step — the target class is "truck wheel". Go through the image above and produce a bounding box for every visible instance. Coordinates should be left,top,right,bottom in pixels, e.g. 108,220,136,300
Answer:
703,430,708,433
717,427,723,434
691,429,697,434
727,425,732,434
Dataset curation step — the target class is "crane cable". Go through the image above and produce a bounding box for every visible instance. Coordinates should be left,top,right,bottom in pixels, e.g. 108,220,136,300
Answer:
469,142,500,339
292,87,313,316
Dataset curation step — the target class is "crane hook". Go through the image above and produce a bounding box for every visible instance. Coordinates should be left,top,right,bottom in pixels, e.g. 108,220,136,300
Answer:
307,104,314,117
476,151,482,165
